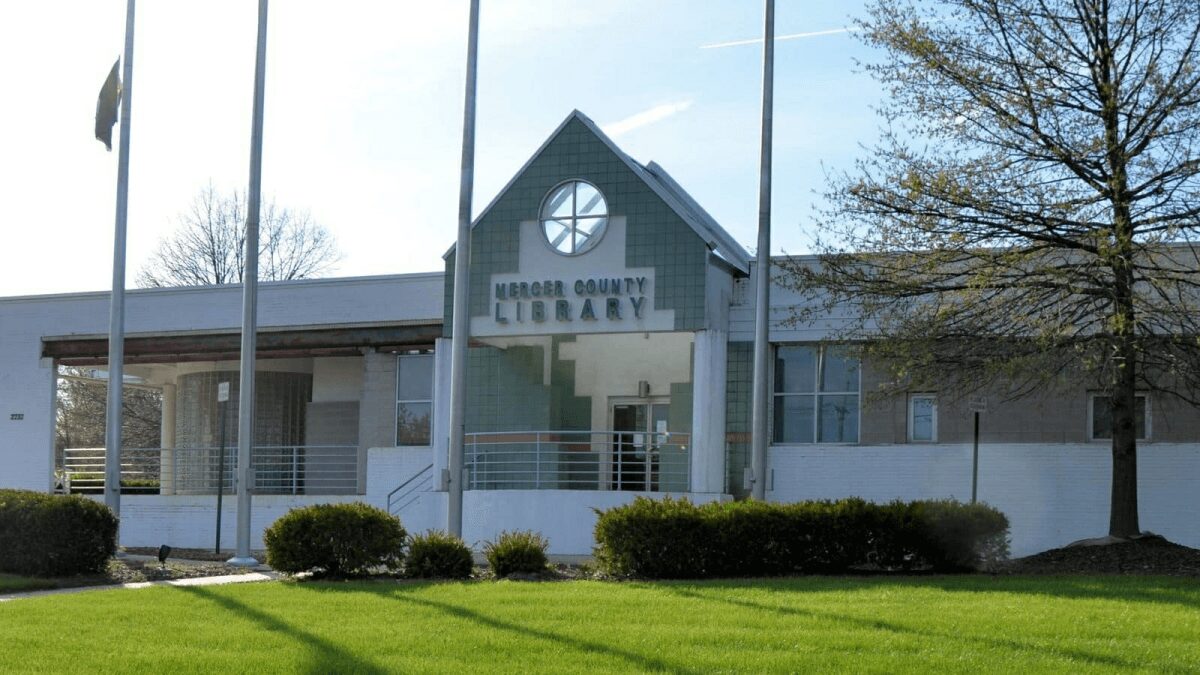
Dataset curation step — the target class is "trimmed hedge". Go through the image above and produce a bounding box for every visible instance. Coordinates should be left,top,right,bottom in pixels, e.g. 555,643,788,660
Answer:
263,502,406,577
594,496,1009,579
405,530,474,579
0,489,118,577
484,530,549,577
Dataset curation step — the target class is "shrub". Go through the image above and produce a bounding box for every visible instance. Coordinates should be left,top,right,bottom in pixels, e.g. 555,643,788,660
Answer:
593,496,1009,578
593,496,716,579
484,530,549,577
263,502,405,577
405,530,474,579
0,489,118,577
909,499,1011,571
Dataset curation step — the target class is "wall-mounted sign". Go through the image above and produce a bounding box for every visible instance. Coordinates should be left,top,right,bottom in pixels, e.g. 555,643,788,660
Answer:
10,413,24,421
471,216,677,337
493,275,649,325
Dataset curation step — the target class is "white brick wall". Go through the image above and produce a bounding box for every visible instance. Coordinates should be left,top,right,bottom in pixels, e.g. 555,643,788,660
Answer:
767,443,1200,556
100,439,1200,557
117,494,366,549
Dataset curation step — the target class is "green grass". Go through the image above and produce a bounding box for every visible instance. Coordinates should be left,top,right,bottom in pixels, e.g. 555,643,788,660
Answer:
0,574,58,593
2,576,1199,673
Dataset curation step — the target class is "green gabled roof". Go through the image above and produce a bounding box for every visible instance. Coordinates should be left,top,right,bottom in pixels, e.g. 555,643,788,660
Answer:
444,110,751,274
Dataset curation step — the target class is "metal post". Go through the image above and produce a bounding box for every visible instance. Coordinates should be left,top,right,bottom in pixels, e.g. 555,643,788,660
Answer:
215,389,227,554
447,0,481,538
749,0,775,500
104,0,136,523
971,411,980,504
230,0,269,567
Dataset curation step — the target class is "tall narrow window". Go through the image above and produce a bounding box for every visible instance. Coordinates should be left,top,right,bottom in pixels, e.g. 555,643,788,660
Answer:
773,345,860,444
1090,393,1149,441
908,394,937,443
396,353,434,446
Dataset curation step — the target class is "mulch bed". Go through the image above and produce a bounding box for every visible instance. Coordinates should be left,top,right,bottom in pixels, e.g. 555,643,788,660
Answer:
997,535,1200,577
105,558,257,584
123,547,261,563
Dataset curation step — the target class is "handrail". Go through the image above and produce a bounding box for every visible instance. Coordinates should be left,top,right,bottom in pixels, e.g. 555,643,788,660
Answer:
387,463,434,516
387,463,434,501
61,445,360,496
463,430,692,438
463,430,691,492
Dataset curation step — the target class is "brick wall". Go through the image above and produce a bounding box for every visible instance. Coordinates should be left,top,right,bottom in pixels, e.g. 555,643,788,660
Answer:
767,443,1200,556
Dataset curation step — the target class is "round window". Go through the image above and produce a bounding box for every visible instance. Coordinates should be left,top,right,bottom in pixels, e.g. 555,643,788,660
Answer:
540,180,608,255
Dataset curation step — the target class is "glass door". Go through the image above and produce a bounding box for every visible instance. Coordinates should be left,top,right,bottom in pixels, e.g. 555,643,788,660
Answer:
611,401,669,491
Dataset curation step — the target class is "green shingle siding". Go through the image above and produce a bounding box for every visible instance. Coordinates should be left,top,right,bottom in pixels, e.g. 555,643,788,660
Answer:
444,116,709,335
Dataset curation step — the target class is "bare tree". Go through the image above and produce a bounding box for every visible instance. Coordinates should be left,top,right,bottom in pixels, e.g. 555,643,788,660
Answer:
56,367,161,461
138,185,340,287
786,0,1200,539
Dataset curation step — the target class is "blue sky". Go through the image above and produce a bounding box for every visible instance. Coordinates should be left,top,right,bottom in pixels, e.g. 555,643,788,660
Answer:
0,1,882,295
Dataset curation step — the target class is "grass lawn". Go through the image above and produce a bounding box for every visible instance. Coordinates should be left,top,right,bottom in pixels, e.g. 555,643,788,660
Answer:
0,574,59,594
2,575,1198,673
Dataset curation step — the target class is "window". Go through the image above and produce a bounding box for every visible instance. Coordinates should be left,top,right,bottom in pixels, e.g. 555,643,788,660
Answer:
1089,393,1149,441
396,353,434,446
908,394,937,443
773,345,860,444
540,180,608,255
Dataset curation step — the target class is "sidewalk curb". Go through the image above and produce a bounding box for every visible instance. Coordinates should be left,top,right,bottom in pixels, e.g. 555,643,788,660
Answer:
0,571,280,602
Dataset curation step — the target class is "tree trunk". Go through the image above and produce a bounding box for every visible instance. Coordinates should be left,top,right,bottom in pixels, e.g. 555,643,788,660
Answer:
1109,369,1140,538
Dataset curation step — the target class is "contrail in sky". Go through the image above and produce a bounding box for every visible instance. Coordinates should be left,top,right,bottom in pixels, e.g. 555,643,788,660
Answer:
701,27,858,49
602,100,694,138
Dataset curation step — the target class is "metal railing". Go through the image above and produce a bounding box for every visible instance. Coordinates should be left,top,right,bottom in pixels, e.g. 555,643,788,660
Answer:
387,463,433,516
465,430,690,492
62,445,360,496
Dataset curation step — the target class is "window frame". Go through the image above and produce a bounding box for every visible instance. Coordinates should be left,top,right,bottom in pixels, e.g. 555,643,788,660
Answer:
538,179,609,256
1087,391,1151,442
907,393,938,443
395,351,435,447
771,344,862,445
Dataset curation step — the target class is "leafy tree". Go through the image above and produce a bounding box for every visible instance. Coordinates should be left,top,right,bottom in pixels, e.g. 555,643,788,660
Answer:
138,185,340,287
786,0,1200,538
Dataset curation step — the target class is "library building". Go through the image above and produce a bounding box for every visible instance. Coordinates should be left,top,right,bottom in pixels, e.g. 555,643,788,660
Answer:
2,111,1198,556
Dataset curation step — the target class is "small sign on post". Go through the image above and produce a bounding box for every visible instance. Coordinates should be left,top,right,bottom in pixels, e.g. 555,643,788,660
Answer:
215,381,231,554
968,396,986,504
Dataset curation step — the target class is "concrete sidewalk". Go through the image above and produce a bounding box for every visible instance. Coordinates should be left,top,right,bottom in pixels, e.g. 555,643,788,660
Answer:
0,570,280,603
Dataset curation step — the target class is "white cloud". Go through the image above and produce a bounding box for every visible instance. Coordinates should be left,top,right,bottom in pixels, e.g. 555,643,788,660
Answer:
700,27,858,50
602,100,694,138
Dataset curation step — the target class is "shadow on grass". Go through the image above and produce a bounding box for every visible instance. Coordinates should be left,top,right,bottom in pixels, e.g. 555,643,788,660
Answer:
176,585,387,675
383,586,688,673
659,579,1192,670
672,574,1200,612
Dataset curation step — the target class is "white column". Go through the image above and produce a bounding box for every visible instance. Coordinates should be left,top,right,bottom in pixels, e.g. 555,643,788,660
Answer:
691,329,729,494
432,338,453,490
159,382,176,495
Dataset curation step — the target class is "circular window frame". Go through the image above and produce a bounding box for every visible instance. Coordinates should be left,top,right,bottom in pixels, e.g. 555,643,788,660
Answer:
538,179,609,256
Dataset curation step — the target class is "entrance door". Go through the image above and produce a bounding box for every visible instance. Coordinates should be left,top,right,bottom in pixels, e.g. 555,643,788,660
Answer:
611,401,669,491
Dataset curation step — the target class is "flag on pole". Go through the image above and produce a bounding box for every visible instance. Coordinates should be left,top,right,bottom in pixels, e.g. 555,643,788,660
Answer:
95,58,121,150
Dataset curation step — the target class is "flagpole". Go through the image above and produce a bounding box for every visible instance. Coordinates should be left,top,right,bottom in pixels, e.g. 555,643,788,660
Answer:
749,0,775,500
447,0,480,538
104,0,136,522
230,0,269,567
